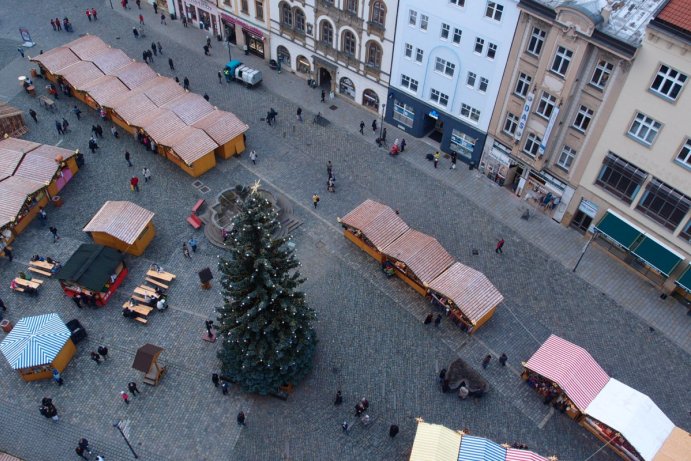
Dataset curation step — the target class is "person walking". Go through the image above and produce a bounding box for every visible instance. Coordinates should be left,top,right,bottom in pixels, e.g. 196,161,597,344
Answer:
433,151,440,168
400,138,406,152
203,93,209,102
72,105,81,120
372,119,377,132
320,90,325,103
168,58,174,70
153,2,158,13
136,0,141,8
157,42,163,54
139,14,144,25
72,294,82,309
389,424,400,438
55,120,64,135
90,351,101,364
91,8,98,19
296,107,303,122
51,19,57,31
221,381,229,395
182,242,191,258
120,391,130,405
217,70,223,84
212,373,220,387
423,313,433,325
52,369,63,386
111,126,119,138
495,238,505,254
142,167,151,182
88,137,99,154
183,77,190,90
49,226,60,243
133,27,139,39
359,121,365,134
55,17,62,31
62,118,70,133
334,390,343,405
312,193,320,209
151,42,157,56
434,314,442,327
78,438,92,456
450,151,457,169
160,13,167,25
97,346,109,360
481,354,492,369
327,161,333,179
237,411,246,426
76,445,89,459
95,124,104,138
203,45,210,56
130,176,139,192
249,150,257,165
125,151,132,167
499,353,508,366
188,237,198,252
86,9,92,21
128,382,140,396
29,109,38,123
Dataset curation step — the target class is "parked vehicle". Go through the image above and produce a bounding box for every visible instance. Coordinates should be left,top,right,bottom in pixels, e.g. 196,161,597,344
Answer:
224,60,262,88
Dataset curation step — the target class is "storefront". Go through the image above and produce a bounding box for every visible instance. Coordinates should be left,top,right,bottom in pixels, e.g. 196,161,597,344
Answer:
179,0,220,36
673,264,691,303
518,169,574,223
571,198,599,233
220,13,266,59
480,140,518,188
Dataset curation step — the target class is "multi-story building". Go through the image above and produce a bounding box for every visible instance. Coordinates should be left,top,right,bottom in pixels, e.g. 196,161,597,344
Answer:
386,0,521,165
481,0,665,224
217,0,272,60
268,0,397,113
569,0,690,294
176,0,224,37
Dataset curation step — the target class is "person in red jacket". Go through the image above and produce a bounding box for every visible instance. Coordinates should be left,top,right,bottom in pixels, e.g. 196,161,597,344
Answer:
130,176,139,192
86,9,92,21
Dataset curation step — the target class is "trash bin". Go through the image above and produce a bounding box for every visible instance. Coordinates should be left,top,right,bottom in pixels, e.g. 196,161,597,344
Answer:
52,196,63,207
1,319,13,333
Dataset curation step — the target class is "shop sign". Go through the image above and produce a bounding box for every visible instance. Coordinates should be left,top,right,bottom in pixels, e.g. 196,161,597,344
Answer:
220,13,265,37
514,92,534,141
539,107,559,155
489,141,511,166
578,199,599,218
186,0,214,10
428,110,440,120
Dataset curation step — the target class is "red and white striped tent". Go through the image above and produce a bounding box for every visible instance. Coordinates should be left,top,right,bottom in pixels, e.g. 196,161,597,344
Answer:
524,334,610,412
505,448,549,461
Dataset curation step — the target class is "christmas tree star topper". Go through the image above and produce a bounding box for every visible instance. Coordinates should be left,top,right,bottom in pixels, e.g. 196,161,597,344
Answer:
250,179,261,194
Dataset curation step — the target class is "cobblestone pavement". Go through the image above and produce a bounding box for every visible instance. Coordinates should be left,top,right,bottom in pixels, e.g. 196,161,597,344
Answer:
0,1,689,460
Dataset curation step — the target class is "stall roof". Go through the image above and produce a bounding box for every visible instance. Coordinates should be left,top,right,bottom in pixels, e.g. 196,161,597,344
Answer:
383,229,455,285
0,176,46,196
142,110,188,145
0,137,41,154
0,189,28,229
458,435,506,461
427,262,504,325
0,313,71,369
30,47,81,74
60,61,105,91
341,199,410,250
505,448,549,461
83,201,154,245
409,421,461,461
653,427,691,461
88,47,132,74
112,62,157,89
168,127,219,165
56,244,125,292
13,144,76,184
524,334,610,412
113,96,163,128
134,76,186,106
132,343,164,373
81,75,131,108
63,34,109,60
585,379,674,461
192,110,250,146
162,92,215,124
0,148,25,180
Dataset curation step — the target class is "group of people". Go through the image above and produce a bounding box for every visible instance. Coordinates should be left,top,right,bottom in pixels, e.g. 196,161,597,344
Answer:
50,17,73,32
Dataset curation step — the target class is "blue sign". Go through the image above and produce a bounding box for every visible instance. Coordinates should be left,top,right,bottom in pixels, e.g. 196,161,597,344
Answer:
428,110,439,120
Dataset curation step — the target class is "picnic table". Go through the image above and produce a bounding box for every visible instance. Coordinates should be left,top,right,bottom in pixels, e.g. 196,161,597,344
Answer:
134,285,158,297
29,260,57,277
38,95,56,111
12,277,43,292
146,269,176,282
122,301,154,317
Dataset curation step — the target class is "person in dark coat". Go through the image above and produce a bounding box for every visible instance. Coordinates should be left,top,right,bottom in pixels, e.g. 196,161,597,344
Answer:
90,352,101,364
481,354,492,369
423,313,433,324
128,382,140,395
212,373,219,387
237,411,246,425
97,346,109,359
389,424,399,438
334,390,343,405
183,77,190,90
151,42,157,56
499,353,508,366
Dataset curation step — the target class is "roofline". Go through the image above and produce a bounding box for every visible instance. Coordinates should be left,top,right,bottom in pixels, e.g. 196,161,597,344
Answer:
518,0,557,21
648,18,691,46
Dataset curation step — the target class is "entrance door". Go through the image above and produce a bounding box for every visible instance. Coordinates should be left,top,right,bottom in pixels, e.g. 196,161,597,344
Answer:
319,67,332,90
571,210,593,233
225,24,236,44
427,118,443,142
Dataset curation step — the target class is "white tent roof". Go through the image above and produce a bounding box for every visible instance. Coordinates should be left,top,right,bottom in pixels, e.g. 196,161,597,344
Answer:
585,379,674,461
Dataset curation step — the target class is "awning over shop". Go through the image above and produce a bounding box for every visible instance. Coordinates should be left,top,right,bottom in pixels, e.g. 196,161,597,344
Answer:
631,235,683,277
675,264,691,293
504,448,549,461
653,427,691,461
409,421,461,461
458,435,506,461
56,244,124,292
585,379,674,461
524,335,610,412
595,210,643,250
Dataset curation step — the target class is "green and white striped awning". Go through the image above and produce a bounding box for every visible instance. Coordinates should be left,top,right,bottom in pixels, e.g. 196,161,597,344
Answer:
594,210,643,250
631,235,683,278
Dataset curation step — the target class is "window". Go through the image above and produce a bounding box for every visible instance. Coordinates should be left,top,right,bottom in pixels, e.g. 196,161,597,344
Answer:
276,46,291,67
523,133,541,157
557,145,576,171
466,72,476,87
636,179,691,230
503,112,518,136
650,64,688,101
591,60,613,89
362,89,379,110
321,21,333,46
400,74,419,92
485,1,503,21
461,104,481,123
527,27,546,56
450,130,476,159
409,10,417,26
450,0,465,6
487,43,497,59
366,42,382,68
415,48,424,63
255,0,264,20
536,91,556,119
435,58,455,77
339,77,356,99
474,37,485,54
404,43,412,58
573,105,593,132
393,100,415,127
595,153,648,203
431,89,449,107
420,14,429,30
441,23,450,39
241,0,248,13
342,31,356,56
680,220,691,243
514,72,532,98
281,3,292,27
551,46,573,76
294,9,305,33
370,1,386,25
479,77,488,92
296,55,310,74
675,139,691,168
628,112,662,145
345,0,357,15
452,28,462,44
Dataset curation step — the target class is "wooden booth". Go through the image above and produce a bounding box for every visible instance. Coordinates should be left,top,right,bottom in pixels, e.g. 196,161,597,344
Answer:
30,46,81,83
132,343,166,386
0,176,49,236
0,102,27,138
522,334,610,420
83,201,155,256
427,262,504,333
193,110,249,159
339,199,410,263
13,144,79,197
56,244,127,306
0,313,76,382
59,61,105,105
82,75,131,114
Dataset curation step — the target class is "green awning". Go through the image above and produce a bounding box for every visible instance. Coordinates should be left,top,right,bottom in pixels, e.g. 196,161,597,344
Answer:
595,211,643,250
675,264,691,293
631,236,683,277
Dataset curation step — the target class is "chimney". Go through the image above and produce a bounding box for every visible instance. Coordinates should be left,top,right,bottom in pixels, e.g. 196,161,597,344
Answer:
601,3,612,24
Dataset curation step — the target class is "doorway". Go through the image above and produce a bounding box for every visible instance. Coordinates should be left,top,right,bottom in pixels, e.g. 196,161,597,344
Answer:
571,210,593,234
224,24,236,44
427,118,443,143
319,67,332,90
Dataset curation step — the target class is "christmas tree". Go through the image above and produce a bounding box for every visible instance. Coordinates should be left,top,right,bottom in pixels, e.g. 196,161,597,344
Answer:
217,182,317,395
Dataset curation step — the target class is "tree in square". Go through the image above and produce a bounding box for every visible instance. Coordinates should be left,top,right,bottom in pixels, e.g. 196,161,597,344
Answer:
216,182,317,395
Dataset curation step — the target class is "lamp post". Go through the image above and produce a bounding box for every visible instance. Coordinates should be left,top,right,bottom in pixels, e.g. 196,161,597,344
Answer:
226,39,232,61
113,420,139,459
573,230,598,273
378,103,386,145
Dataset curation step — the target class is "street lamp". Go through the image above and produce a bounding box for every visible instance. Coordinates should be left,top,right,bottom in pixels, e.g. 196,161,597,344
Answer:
378,103,386,146
113,420,139,459
226,39,232,61
573,230,598,273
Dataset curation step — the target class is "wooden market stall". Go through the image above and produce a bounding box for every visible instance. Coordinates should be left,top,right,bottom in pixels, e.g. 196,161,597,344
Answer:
82,75,131,113
56,244,127,306
0,176,49,235
111,61,157,90
409,420,462,461
427,262,504,333
156,124,218,177
653,427,691,461
130,76,186,106
88,47,132,74
193,110,249,159
132,343,166,385
59,61,105,104
111,94,164,135
63,34,109,61
161,92,215,124
522,334,610,419
381,229,455,296
83,201,155,256
0,103,27,138
29,46,80,82
13,144,79,196
0,313,76,382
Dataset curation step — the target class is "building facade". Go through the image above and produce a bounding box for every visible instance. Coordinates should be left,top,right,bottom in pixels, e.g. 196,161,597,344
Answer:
480,0,665,223
386,0,520,165
569,0,690,294
269,0,397,113
217,0,272,60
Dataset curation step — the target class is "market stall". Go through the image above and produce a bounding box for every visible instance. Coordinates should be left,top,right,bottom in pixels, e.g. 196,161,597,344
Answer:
29,47,80,82
132,343,166,386
81,75,131,112
522,334,610,419
0,176,49,235
111,61,157,90
111,94,164,135
161,92,215,124
458,435,506,461
382,229,455,296
83,201,155,256
409,420,462,461
0,313,76,382
13,143,79,196
653,427,691,461
88,47,132,74
0,102,27,138
427,262,503,333
192,110,249,159
56,244,127,306
59,61,105,104
582,379,675,461
63,34,109,61
339,199,410,263
131,76,186,106
158,125,218,177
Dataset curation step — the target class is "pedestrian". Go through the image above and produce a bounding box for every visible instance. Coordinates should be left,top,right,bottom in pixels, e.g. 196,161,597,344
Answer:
423,313,433,324
153,1,158,13
91,8,98,20
203,93,209,102
359,121,364,134
221,382,229,395
433,151,440,168
151,42,157,56
142,167,151,182
183,77,189,90
130,176,139,192
312,193,320,209
499,353,508,366
139,14,144,25
334,390,343,405
29,109,38,123
438,368,447,383
450,151,457,169
17,47,25,58
249,150,257,165
327,161,333,179
72,294,82,308
49,226,60,242
78,438,92,455
0,298,6,312
237,411,246,426
434,313,442,327
90,351,101,364
296,107,303,122
382,127,387,143
147,49,154,63
168,57,175,71
55,120,64,135
52,369,63,386
133,27,139,39
182,16,188,27
125,151,132,167
389,424,399,438
481,354,492,369
120,391,130,404
342,421,350,433
136,0,141,8
111,126,119,138
128,382,140,395
203,45,210,56
160,13,167,25
188,237,198,252
88,137,99,154
76,446,88,459
55,17,62,31
400,138,406,152
72,105,81,120
98,346,109,360
86,9,92,21
320,89,326,102
182,242,191,258
212,373,220,387
496,238,505,254
157,42,163,54
2,247,12,261
62,118,70,133
142,50,149,63
51,19,57,31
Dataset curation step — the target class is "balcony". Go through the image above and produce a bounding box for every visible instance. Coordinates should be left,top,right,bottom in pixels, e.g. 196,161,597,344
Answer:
336,51,360,70
366,21,386,39
364,63,381,80
279,23,307,43
315,41,338,60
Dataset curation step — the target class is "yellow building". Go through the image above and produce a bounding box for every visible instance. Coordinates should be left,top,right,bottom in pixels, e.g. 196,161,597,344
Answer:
83,201,155,256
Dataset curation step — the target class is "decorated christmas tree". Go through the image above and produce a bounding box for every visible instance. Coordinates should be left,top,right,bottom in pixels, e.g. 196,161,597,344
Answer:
217,182,317,395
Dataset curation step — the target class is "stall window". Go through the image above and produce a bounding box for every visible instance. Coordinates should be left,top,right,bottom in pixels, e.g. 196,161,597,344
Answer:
636,179,691,230
393,100,414,127
296,55,310,74
595,152,648,203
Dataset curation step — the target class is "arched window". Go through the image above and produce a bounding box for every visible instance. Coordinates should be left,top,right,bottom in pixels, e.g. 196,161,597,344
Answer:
342,30,356,56
321,21,334,46
294,8,306,33
366,41,382,68
370,1,386,25
277,46,291,68
339,77,356,99
362,89,379,110
296,55,310,74
281,3,292,27
345,0,358,15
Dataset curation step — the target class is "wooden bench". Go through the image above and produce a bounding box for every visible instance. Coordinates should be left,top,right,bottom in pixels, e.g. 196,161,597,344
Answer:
38,95,56,111
145,277,169,290
146,269,176,282
30,260,57,271
14,278,43,289
192,199,205,214
28,266,53,277
134,317,148,325
135,285,158,296
187,214,202,229
122,303,154,316
131,294,150,304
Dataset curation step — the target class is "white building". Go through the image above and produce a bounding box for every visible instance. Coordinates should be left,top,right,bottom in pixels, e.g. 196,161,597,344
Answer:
386,0,520,164
269,0,397,113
